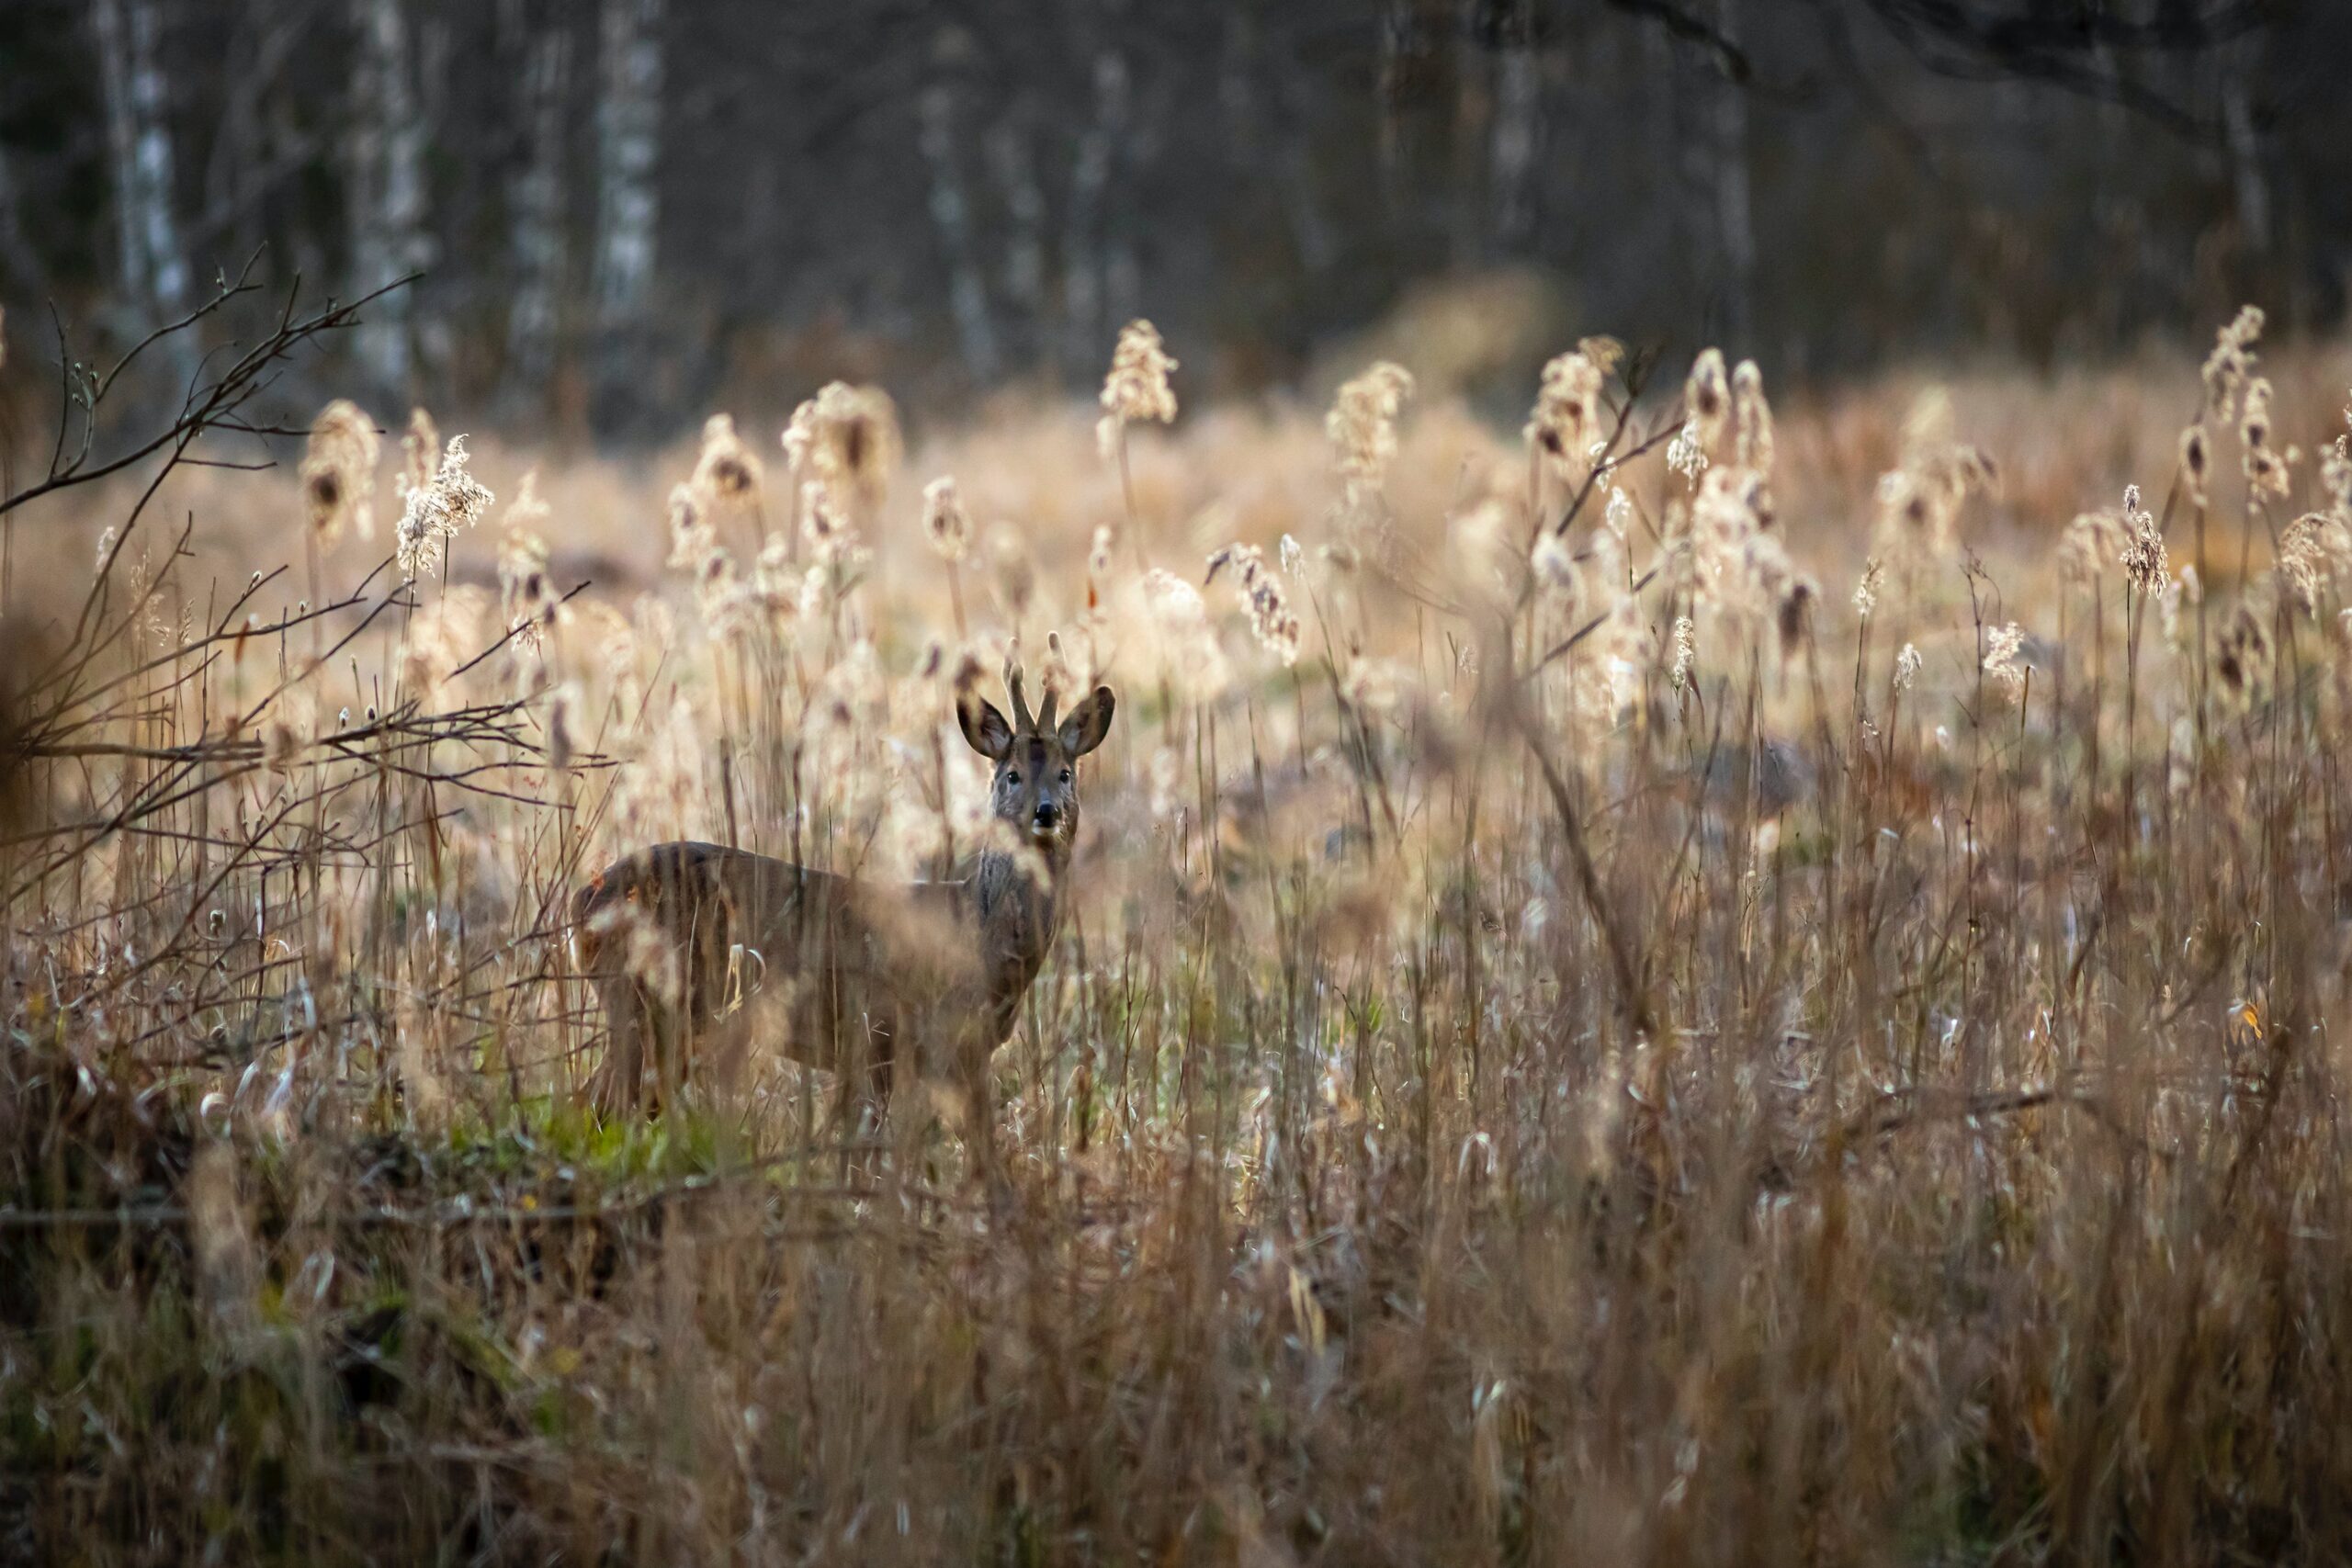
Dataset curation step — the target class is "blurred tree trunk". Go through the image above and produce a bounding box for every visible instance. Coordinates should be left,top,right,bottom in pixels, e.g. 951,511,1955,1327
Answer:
1063,27,1129,373
91,0,190,336
502,7,571,413
1710,0,1755,345
985,109,1048,370
2220,36,2270,265
1489,0,1539,250
920,62,1001,383
347,0,433,399
1449,0,1492,269
0,146,43,297
591,0,663,433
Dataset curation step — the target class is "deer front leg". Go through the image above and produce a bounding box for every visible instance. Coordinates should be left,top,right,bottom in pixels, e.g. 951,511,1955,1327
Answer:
593,976,650,1116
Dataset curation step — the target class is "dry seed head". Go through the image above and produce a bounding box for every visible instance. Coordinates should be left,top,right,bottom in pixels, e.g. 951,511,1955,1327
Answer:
2323,423,2352,516
503,467,551,536
498,527,556,650
1685,348,1731,458
1206,542,1302,666
989,525,1035,615
792,382,901,510
922,476,972,561
1525,350,1604,479
2058,509,2126,586
1666,420,1708,486
2201,303,2264,423
2279,512,2352,614
399,407,440,501
1982,622,2028,701
1100,319,1179,428
393,435,494,579
1604,485,1634,539
665,482,715,570
2180,424,2211,508
1668,615,1696,694
1328,360,1416,500
400,585,487,697
799,480,860,564
2121,484,2167,593
693,412,764,508
300,399,379,545
1731,358,1775,477
1894,641,1922,692
2242,378,2290,502
1853,557,1883,618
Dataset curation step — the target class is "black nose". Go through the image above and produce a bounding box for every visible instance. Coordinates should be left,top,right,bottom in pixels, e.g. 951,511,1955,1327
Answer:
1033,802,1060,828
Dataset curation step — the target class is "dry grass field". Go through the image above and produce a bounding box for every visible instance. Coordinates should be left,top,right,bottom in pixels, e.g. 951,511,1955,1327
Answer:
6,288,2352,1563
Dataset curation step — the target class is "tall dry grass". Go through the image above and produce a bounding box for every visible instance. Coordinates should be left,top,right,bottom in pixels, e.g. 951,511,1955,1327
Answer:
5,289,2352,1564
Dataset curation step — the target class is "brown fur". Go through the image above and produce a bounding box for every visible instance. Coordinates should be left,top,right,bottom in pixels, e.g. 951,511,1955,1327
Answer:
572,681,1115,1147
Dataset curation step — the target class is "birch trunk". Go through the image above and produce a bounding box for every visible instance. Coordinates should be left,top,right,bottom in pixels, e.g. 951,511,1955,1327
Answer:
985,113,1047,367
348,0,433,395
1489,0,1539,248
503,13,572,405
1710,0,1755,345
1063,49,1125,372
592,0,663,423
2221,40,2271,261
920,80,1001,381
93,0,189,322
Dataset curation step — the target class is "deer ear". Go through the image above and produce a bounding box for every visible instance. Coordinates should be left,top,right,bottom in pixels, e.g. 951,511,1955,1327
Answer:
958,693,1013,761
1058,685,1116,757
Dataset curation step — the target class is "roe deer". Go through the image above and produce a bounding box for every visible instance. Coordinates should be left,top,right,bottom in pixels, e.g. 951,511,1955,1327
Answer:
571,672,1115,1156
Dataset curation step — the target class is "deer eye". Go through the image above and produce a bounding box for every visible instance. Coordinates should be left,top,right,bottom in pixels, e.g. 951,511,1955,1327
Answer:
1004,770,1021,785
1059,768,1072,784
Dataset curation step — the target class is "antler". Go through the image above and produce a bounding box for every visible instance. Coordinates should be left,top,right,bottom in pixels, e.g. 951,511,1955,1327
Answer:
1035,684,1059,735
1003,651,1037,734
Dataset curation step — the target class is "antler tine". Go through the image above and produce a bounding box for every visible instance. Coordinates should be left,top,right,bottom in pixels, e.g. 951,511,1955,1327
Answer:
1005,665,1036,734
1036,682,1059,735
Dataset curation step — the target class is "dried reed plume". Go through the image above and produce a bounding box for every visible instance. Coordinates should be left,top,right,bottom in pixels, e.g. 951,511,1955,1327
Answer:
1098,318,1179,460
1982,621,2028,699
393,435,494,579
693,412,765,508
299,400,379,545
1328,360,1415,502
2121,484,2167,593
398,406,440,502
2242,377,2290,502
1205,541,1302,665
1732,358,1776,477
665,482,715,570
1686,347,1732,458
2201,303,2264,423
1525,350,1604,481
922,475,972,560
784,382,902,512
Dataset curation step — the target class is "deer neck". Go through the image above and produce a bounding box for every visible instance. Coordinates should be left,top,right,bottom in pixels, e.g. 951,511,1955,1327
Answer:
969,841,1063,996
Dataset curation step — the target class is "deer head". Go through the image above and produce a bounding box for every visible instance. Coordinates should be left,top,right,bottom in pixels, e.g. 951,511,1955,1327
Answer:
957,670,1115,863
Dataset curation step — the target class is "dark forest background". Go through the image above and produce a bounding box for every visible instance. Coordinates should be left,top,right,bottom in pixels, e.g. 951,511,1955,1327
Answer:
3,0,2346,438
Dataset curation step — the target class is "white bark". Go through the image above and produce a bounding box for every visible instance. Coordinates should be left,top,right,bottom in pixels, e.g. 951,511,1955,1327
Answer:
593,0,663,341
504,17,571,398
2222,42,2270,259
1711,0,1755,343
985,113,1048,357
1490,5,1539,246
921,82,1001,381
93,0,188,319
348,0,434,393
1063,49,1125,370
